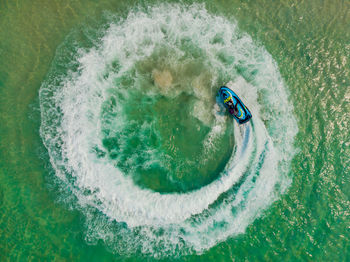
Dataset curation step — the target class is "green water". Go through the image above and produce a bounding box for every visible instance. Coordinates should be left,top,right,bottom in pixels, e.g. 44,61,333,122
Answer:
0,0,349,261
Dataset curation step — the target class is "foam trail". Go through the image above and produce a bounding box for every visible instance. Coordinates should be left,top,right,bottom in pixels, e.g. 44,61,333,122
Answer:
39,3,298,257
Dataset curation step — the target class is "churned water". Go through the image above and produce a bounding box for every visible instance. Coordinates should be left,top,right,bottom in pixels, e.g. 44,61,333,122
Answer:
0,0,349,261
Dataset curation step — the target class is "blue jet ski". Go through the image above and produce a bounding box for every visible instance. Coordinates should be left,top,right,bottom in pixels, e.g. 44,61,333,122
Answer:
219,86,252,124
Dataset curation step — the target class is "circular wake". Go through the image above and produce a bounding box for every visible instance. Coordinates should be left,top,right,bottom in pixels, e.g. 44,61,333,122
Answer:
39,4,298,257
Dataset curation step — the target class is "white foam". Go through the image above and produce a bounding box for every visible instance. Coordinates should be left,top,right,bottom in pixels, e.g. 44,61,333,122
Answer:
39,3,298,256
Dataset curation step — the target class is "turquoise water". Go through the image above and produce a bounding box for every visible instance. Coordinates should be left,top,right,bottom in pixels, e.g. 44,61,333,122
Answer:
0,0,349,260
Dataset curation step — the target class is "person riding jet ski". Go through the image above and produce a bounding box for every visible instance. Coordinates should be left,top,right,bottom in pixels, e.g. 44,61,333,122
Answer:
226,100,238,116
218,86,252,124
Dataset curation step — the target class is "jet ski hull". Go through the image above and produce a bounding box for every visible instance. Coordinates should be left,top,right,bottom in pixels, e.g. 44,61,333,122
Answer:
219,86,252,124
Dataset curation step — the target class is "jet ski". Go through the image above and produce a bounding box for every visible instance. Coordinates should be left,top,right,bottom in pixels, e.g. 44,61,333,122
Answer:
219,86,252,124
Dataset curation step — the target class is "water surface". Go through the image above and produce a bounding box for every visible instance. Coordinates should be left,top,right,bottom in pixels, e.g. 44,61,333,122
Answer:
0,0,349,260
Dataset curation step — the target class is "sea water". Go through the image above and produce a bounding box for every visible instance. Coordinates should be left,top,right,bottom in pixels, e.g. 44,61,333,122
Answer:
0,0,349,261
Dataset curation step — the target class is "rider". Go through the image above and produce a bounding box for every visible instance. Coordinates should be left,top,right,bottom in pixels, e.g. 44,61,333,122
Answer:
227,100,238,116
223,92,239,117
